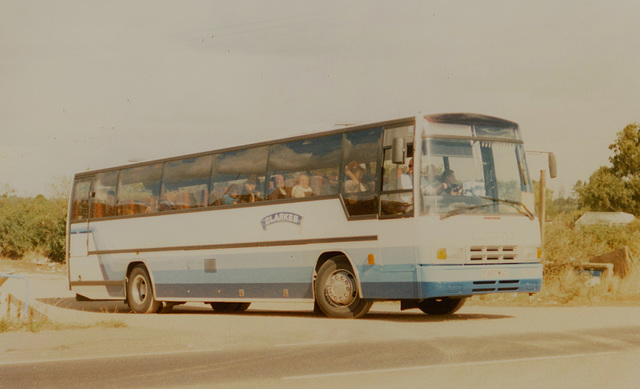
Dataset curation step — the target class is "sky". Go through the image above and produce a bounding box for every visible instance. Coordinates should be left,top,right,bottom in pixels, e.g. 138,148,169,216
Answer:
1,0,639,198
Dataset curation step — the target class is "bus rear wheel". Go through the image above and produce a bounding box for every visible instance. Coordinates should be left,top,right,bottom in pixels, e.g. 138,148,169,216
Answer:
127,266,161,314
210,302,251,312
417,297,466,315
314,256,372,318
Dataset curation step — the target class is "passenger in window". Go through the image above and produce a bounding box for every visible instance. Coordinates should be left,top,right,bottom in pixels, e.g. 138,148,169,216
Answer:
240,176,261,203
309,174,324,196
267,174,289,200
399,158,414,190
441,169,462,196
222,184,240,205
345,166,368,193
345,161,360,183
321,173,340,195
292,174,314,198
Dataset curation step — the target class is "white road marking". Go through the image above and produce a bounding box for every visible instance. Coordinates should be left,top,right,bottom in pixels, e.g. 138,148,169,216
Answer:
283,351,620,380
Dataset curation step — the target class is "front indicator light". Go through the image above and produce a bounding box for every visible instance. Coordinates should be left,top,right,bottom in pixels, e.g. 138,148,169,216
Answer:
437,248,447,260
368,254,375,265
537,247,543,259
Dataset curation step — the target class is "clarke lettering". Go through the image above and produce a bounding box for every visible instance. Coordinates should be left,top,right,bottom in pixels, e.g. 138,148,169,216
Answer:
260,212,303,231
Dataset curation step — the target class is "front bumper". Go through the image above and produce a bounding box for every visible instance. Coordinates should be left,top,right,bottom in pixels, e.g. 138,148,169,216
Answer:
418,263,542,299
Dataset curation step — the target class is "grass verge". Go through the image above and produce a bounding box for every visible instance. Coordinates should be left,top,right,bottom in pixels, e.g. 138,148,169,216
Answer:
0,316,128,333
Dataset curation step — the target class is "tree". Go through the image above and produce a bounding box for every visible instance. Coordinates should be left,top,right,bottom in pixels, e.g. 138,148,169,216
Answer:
609,123,640,179
577,166,635,212
577,123,640,215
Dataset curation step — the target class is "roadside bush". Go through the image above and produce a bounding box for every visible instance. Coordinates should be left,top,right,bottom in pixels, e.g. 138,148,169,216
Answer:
0,195,67,262
0,198,36,259
544,218,640,265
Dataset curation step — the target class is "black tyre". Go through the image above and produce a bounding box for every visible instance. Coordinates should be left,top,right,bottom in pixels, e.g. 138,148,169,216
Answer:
417,297,466,315
314,256,372,318
210,302,251,312
127,266,161,314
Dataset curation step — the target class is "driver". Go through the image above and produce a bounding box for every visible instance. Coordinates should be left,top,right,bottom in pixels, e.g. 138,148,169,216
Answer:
441,169,462,196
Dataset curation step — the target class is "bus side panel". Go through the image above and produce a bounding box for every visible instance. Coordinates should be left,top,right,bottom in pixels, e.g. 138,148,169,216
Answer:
147,249,317,300
357,218,420,300
358,267,419,299
68,228,125,299
357,246,419,300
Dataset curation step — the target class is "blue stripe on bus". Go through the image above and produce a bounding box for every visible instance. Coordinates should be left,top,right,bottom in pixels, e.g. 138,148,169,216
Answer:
155,282,312,299
151,267,314,285
153,279,541,301
70,228,94,235
360,282,419,299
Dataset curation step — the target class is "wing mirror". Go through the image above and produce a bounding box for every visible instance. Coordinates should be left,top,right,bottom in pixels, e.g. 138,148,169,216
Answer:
548,152,557,178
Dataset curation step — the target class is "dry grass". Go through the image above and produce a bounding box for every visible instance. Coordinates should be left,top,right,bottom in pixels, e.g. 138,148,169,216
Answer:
0,316,128,333
0,315,58,333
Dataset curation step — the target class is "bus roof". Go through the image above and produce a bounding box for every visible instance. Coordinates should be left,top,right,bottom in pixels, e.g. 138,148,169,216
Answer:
73,113,519,177
425,113,519,129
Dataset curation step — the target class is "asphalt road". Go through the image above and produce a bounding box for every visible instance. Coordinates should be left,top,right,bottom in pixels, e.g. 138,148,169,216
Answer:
2,302,640,388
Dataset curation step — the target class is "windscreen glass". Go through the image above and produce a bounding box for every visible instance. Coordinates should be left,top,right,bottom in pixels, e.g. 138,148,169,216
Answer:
421,136,532,216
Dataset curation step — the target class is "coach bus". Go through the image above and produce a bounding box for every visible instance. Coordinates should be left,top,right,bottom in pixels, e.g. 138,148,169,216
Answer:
67,113,545,318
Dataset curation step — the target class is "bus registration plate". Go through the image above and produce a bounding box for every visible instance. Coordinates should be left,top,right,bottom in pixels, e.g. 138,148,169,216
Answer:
481,268,509,278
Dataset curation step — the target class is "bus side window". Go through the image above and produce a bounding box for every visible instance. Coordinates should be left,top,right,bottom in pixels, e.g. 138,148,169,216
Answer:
341,127,382,217
210,147,267,207
116,163,162,215
91,171,118,218
160,156,212,211
380,124,414,216
267,134,342,201
70,178,93,221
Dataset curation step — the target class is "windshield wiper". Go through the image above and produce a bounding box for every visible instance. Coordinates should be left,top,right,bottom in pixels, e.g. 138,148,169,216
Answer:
440,202,495,220
479,196,535,220
439,197,535,220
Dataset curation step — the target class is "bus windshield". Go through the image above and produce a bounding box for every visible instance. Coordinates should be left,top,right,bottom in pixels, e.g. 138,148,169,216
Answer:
420,134,533,217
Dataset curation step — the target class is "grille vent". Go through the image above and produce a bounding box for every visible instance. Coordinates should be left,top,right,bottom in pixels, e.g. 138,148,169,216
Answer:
469,246,518,263
472,280,521,293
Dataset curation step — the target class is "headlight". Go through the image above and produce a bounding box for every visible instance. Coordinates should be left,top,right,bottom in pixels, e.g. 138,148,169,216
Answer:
524,246,543,261
436,247,464,262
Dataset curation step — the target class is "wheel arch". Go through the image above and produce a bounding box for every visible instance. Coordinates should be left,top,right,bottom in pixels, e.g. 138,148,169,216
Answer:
125,260,158,301
313,251,364,299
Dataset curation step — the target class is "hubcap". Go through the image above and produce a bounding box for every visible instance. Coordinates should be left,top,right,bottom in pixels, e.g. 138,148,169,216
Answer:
132,275,148,305
325,270,356,306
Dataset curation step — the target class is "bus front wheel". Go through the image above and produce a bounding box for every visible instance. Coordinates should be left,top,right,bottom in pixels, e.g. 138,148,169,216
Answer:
127,266,161,314
314,257,372,318
417,297,466,315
